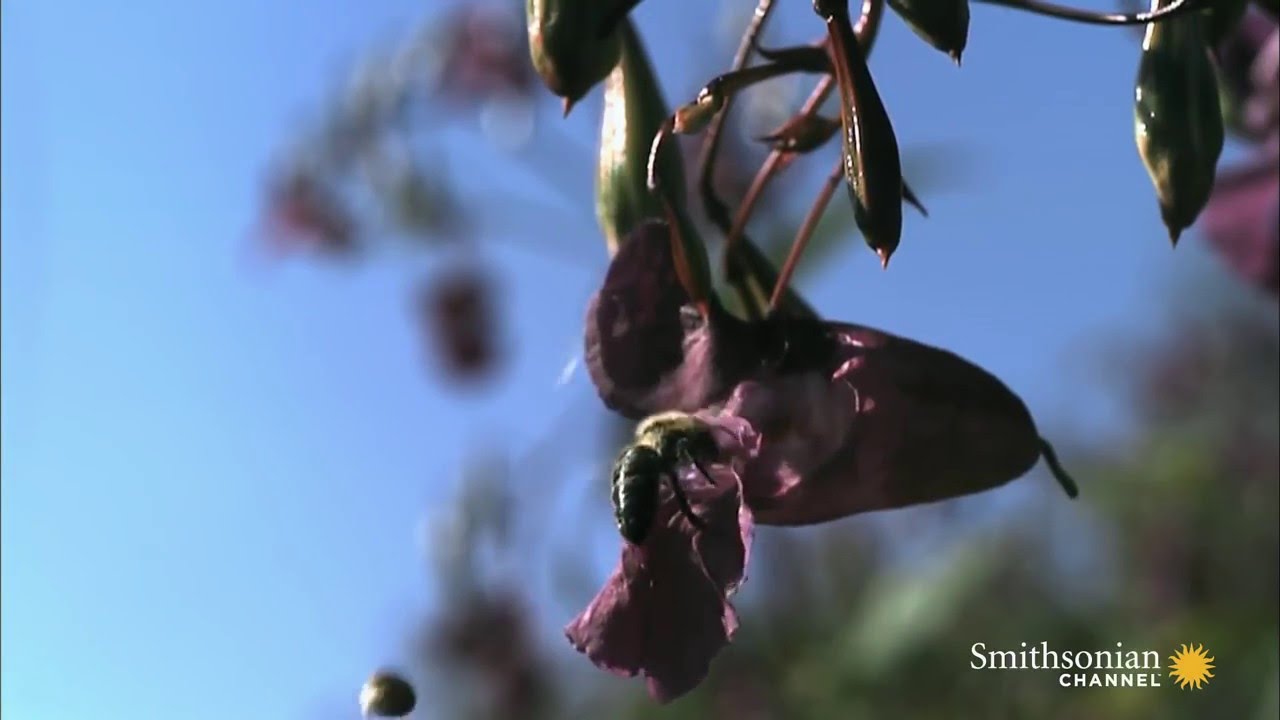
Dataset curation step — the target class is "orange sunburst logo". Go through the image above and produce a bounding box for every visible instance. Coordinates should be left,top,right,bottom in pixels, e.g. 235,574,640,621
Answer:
1168,643,1215,690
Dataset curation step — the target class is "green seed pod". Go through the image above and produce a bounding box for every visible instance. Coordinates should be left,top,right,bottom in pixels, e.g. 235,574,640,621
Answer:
595,21,712,298
818,0,906,268
1133,0,1225,245
527,0,622,114
360,671,417,718
596,19,684,255
887,0,970,63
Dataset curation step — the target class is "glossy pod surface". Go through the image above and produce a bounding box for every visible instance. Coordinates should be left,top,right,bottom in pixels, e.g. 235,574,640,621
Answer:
1134,0,1225,243
527,0,622,112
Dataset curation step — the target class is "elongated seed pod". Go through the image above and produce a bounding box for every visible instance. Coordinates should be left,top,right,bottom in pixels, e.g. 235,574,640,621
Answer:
1134,0,1225,245
818,0,907,267
527,0,622,114
595,21,711,295
888,0,970,63
596,20,682,255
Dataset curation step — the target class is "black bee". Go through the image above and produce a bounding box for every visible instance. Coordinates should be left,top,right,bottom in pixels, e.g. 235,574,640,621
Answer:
610,412,721,545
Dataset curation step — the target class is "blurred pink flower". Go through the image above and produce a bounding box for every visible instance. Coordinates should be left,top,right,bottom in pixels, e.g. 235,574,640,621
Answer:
433,6,534,106
419,263,503,381
1203,144,1279,297
1207,11,1279,298
261,171,356,256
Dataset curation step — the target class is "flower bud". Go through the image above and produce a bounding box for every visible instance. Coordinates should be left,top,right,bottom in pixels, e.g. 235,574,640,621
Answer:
1134,0,1225,244
888,0,970,63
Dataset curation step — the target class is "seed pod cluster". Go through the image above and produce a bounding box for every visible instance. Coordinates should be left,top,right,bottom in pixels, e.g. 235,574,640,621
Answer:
1133,0,1225,244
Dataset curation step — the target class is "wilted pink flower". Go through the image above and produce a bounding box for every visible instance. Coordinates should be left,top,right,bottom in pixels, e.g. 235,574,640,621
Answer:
432,6,534,106
261,171,356,257
565,420,757,702
419,263,503,381
571,221,1075,700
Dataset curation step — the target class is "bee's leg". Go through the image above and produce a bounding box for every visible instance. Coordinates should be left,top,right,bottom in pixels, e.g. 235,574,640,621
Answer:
676,438,717,486
665,473,707,530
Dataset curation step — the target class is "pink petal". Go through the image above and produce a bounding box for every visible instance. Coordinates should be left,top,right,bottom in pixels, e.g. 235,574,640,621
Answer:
584,221,765,419
565,477,752,703
714,323,1046,525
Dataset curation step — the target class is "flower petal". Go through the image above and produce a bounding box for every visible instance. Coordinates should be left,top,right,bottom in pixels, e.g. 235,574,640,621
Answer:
584,220,758,418
565,476,752,703
709,322,1046,525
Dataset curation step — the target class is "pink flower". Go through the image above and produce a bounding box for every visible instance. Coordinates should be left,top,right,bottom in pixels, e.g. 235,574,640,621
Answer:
1203,144,1279,298
570,221,1076,700
564,417,758,702
432,6,535,107
418,263,504,381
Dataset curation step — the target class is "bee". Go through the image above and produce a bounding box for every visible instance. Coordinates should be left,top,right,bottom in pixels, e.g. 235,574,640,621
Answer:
610,412,721,545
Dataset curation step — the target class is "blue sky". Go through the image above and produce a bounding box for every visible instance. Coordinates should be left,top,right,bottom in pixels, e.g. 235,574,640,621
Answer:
0,1,1240,718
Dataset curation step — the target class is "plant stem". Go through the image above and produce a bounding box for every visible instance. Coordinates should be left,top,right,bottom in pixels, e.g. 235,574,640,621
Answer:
722,0,885,282
696,0,778,321
696,0,777,236
770,158,843,311
722,73,834,267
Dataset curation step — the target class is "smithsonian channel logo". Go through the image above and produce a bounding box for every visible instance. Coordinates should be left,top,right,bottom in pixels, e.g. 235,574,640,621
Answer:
970,641,1215,689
